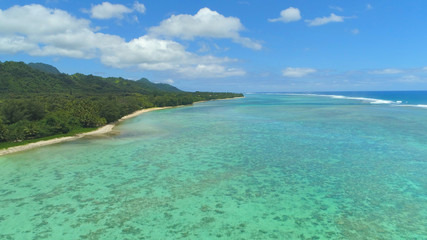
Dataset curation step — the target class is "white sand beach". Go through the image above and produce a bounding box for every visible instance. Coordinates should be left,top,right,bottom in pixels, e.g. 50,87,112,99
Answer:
0,97,244,156
0,107,171,156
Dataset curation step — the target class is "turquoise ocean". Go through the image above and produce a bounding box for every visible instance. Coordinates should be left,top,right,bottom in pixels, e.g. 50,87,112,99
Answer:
0,92,426,239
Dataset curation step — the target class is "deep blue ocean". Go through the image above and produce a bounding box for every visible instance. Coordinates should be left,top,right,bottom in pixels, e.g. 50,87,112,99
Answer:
0,91,426,239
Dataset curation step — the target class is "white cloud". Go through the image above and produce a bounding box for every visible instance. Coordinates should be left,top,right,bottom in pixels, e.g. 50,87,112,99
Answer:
282,67,316,77
158,79,174,84
0,4,243,78
90,2,133,19
198,43,210,53
0,4,91,36
371,68,403,74
0,36,38,53
422,66,427,71
268,7,301,23
87,1,145,19
398,75,422,83
305,13,344,26
133,1,146,14
148,7,261,50
0,4,100,58
366,4,373,10
99,36,246,78
351,29,360,35
329,6,343,12
178,64,246,78
100,36,191,69
233,36,262,50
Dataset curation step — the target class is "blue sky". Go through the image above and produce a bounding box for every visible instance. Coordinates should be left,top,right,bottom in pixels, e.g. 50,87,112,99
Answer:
1,0,427,92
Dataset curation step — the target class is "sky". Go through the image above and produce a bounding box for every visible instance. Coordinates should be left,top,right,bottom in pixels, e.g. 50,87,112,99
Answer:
1,0,427,92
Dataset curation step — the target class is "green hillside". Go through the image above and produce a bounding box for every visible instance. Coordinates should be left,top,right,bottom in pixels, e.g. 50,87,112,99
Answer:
28,62,61,74
0,61,181,95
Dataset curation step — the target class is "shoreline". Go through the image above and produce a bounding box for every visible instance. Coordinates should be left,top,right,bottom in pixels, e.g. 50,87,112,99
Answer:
0,97,243,156
0,107,170,157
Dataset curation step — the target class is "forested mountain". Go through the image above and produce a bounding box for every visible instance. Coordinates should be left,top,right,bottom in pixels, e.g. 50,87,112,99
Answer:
28,62,61,74
0,61,180,95
0,61,242,144
136,78,181,92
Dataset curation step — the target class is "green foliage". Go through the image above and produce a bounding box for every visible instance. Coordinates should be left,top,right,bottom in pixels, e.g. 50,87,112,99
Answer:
0,119,8,142
1,100,30,124
44,111,77,134
0,99,46,124
0,61,244,144
25,100,47,121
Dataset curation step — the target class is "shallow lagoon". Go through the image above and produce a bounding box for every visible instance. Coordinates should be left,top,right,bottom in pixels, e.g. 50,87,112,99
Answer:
0,94,426,239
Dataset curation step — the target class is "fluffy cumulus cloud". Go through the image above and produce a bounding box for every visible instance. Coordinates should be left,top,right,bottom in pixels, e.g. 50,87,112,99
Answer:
0,4,244,78
282,67,316,78
148,7,261,50
90,2,133,19
89,1,145,19
0,4,101,58
0,35,38,54
305,13,344,26
268,7,301,23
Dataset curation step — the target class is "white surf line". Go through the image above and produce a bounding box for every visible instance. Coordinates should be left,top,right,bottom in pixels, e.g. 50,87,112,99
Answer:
395,104,427,109
287,93,403,105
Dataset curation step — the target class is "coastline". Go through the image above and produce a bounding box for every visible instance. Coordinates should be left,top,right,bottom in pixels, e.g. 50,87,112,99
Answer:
0,107,169,157
0,97,243,157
